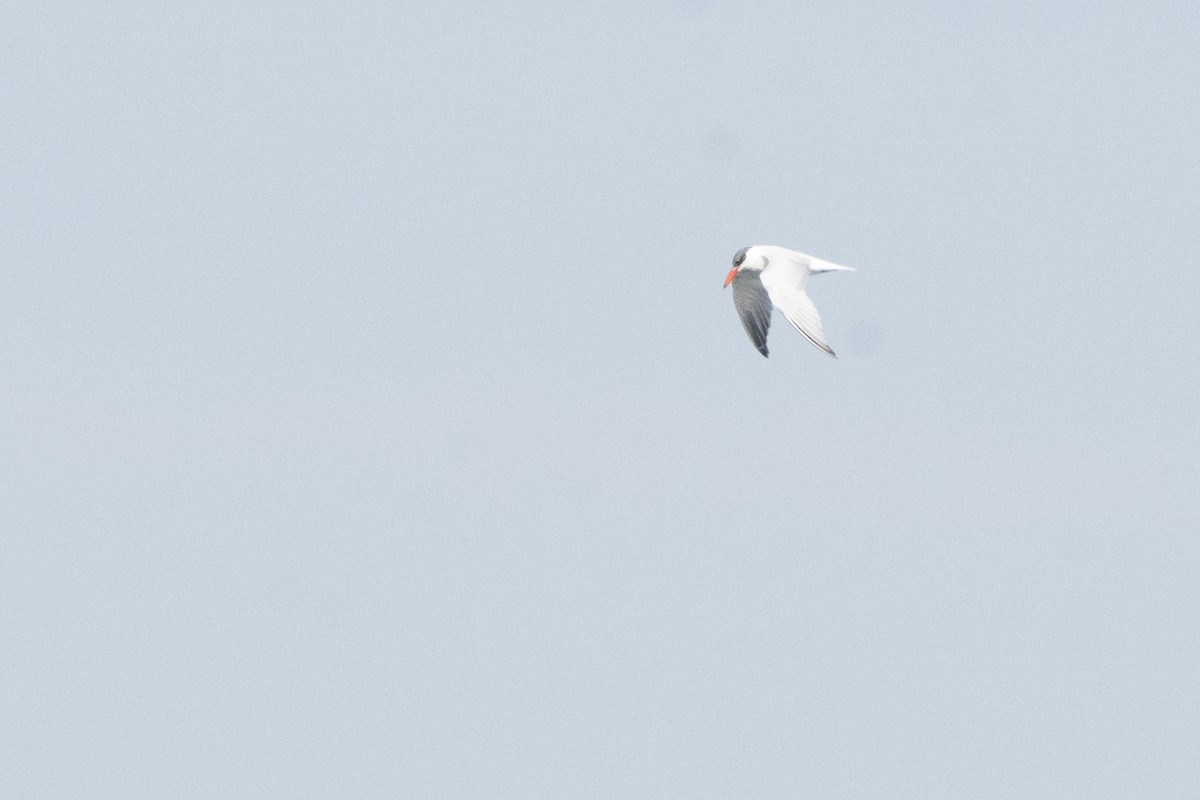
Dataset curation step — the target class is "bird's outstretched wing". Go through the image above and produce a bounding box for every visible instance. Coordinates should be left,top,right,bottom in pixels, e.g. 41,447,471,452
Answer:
730,270,772,357
759,259,836,357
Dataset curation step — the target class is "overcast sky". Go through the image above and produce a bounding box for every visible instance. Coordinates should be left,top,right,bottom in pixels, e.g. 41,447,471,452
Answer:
4,2,1199,797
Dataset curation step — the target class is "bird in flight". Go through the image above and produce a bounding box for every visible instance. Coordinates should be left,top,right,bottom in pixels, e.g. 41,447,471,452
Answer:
723,245,855,358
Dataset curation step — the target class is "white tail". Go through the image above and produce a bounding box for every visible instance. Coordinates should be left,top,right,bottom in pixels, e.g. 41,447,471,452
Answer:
807,256,855,274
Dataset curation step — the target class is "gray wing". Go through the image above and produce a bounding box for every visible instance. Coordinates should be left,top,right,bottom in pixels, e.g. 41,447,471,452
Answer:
731,270,772,357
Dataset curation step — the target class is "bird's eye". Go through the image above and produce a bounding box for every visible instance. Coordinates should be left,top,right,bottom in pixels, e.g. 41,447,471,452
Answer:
733,248,747,267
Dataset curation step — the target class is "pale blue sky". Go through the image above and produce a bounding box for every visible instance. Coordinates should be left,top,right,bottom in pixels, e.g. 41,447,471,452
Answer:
4,2,1199,797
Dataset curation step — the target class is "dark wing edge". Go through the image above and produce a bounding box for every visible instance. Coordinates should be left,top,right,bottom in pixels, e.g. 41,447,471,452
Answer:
731,271,772,357
783,315,837,358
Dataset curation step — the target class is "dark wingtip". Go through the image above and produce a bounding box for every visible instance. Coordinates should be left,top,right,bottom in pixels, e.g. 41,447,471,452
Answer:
758,346,769,357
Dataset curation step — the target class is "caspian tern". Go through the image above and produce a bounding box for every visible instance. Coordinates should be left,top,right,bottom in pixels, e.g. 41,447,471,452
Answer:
723,245,855,358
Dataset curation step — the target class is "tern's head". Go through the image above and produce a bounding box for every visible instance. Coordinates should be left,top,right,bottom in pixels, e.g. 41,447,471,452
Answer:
723,245,764,287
